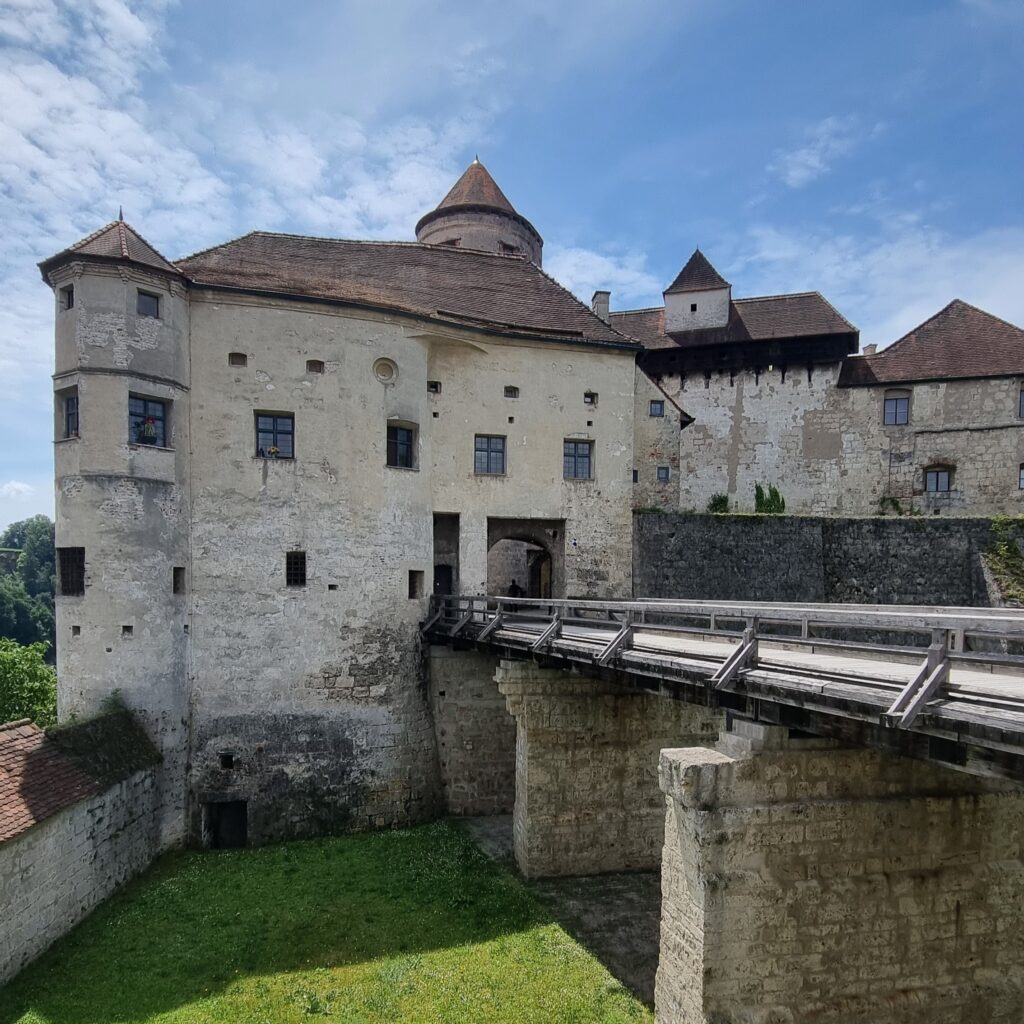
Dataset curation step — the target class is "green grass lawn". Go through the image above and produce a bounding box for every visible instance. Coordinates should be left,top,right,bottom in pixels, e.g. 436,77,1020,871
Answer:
1,822,652,1024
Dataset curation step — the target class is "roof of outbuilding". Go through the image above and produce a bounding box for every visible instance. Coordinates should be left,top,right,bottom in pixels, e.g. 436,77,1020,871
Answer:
611,291,857,350
0,720,101,844
177,231,633,347
838,299,1024,386
39,218,181,279
665,249,730,294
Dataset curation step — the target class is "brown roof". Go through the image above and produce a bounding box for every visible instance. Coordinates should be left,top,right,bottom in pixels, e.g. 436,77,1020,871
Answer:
838,299,1024,386
435,159,517,216
611,292,857,350
178,232,633,347
39,218,181,279
0,720,101,844
665,249,730,294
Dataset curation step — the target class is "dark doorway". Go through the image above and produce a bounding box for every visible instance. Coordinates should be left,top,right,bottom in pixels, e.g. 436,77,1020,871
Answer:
486,518,565,599
208,800,248,849
434,563,454,595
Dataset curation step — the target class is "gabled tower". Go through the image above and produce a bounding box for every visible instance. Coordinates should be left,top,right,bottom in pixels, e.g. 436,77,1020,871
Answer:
415,157,544,265
663,249,731,333
38,217,190,847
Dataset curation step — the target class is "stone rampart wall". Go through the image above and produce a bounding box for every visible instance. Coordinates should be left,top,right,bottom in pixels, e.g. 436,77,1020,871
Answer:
634,512,1021,606
0,767,161,985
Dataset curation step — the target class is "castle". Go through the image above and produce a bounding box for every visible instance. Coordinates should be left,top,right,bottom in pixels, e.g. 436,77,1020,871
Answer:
38,158,1024,847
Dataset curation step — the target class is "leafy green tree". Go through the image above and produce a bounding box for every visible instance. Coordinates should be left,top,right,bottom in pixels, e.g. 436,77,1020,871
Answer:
0,638,57,727
0,515,55,653
754,483,786,514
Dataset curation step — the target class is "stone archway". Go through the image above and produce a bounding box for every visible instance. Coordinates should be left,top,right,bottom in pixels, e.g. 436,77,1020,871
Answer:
486,517,565,599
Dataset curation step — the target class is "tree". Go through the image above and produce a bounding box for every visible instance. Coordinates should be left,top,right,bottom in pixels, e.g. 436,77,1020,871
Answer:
0,638,57,727
0,515,55,653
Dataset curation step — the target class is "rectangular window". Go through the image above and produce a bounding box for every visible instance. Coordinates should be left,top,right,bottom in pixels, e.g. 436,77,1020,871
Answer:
1019,464,1024,490
387,424,416,468
256,413,294,458
584,390,598,406
286,551,307,587
129,396,167,447
563,439,593,480
632,469,638,483
649,400,665,417
64,393,79,438
60,285,74,310
504,385,519,399
137,290,160,318
657,466,671,482
474,434,506,475
408,570,424,599
228,352,247,367
427,380,442,393
57,547,85,596
172,566,185,594
1019,388,1023,419
925,468,951,492
883,395,909,426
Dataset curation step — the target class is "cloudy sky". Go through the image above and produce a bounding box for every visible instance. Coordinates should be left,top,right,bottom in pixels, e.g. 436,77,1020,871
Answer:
1,0,1022,528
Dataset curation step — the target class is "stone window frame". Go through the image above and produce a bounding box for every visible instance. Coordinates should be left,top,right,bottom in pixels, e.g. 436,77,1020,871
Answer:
386,420,418,470
883,388,911,426
55,385,79,440
924,464,953,493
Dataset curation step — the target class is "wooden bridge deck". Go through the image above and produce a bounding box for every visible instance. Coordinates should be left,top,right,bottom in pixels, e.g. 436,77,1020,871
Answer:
424,596,1024,784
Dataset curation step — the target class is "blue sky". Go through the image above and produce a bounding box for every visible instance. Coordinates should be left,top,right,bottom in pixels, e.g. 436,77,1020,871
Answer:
1,0,1022,529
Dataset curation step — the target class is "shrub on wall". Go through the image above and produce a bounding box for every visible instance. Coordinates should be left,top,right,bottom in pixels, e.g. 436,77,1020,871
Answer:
754,484,786,515
0,638,57,727
707,494,729,514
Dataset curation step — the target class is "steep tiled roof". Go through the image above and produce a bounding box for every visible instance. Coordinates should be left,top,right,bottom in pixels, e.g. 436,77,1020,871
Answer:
39,219,181,279
0,720,100,844
839,300,1024,386
665,249,730,294
435,158,517,215
178,232,633,347
611,292,857,350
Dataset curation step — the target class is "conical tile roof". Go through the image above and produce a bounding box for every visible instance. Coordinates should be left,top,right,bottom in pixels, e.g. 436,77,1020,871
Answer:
39,217,180,279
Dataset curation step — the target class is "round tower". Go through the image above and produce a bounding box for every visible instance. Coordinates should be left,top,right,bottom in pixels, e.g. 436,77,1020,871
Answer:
38,217,191,847
415,157,544,265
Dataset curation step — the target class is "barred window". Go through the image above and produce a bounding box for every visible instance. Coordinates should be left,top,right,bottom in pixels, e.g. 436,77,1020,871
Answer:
563,440,593,480
129,396,167,447
387,424,416,469
504,385,519,398
256,413,294,458
58,547,85,596
474,435,506,475
286,551,307,587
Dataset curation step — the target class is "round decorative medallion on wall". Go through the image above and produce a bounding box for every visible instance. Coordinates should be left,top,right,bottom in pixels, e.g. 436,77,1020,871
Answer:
373,357,398,384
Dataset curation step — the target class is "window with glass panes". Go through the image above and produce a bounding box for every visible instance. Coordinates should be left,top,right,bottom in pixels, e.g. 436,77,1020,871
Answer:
255,413,294,458
925,467,951,492
387,424,415,468
563,440,593,480
883,391,910,426
474,435,506,475
1019,464,1024,490
64,393,79,438
1019,388,1023,419
649,400,664,417
129,396,167,446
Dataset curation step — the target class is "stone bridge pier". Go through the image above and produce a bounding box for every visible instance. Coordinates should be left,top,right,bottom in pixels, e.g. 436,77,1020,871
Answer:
496,660,722,878
656,722,1024,1024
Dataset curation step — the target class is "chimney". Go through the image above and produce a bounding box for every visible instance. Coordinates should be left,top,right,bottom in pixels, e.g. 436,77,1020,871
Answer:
863,344,877,355
591,290,610,322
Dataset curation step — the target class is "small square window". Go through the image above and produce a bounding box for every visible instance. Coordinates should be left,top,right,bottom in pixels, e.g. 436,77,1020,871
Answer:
220,752,235,770
286,551,307,587
172,566,185,594
60,285,74,310
474,434,506,475
650,400,665,417
256,413,294,458
306,359,325,374
504,385,519,399
71,625,81,637
408,570,425,599
121,625,133,637
129,396,168,447
427,380,442,393
584,391,598,406
62,391,79,438
690,302,697,313
657,466,671,482
563,440,593,480
136,291,160,318
58,547,85,596
228,352,247,367
925,468,951,493
387,424,416,469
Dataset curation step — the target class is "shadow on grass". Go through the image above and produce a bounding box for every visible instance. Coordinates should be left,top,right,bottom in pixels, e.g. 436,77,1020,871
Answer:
2,822,644,1024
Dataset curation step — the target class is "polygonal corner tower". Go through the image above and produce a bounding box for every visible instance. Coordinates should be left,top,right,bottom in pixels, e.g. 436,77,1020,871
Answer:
415,157,544,265
38,217,191,847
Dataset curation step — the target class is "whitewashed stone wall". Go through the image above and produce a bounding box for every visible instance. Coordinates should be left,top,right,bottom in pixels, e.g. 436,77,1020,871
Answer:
0,768,161,985
633,367,682,511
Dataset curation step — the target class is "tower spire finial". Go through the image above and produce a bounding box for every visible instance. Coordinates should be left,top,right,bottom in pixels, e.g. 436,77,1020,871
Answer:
118,205,124,222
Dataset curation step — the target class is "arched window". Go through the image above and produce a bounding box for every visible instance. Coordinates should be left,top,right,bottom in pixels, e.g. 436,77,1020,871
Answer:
883,388,911,426
924,465,952,493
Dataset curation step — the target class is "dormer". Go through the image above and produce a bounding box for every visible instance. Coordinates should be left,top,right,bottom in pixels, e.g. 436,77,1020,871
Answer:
663,249,731,333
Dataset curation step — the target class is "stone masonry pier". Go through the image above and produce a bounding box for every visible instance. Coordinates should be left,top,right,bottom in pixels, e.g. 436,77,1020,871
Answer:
656,723,1024,1023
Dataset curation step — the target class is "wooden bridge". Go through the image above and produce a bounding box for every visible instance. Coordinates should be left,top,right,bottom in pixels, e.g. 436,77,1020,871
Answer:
423,594,1024,784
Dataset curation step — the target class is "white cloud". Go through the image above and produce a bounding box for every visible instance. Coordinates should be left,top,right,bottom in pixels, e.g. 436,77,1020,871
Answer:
768,116,881,189
545,246,663,309
0,481,34,500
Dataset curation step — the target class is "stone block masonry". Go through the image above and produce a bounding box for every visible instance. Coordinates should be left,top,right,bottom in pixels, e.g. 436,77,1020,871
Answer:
497,660,722,878
655,724,1024,1024
429,646,514,816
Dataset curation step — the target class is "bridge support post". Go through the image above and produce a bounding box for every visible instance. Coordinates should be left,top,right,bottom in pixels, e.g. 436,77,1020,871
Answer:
497,659,722,879
655,723,1024,1024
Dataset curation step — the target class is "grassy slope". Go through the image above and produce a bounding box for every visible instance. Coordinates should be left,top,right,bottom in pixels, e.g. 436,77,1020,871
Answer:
1,823,651,1024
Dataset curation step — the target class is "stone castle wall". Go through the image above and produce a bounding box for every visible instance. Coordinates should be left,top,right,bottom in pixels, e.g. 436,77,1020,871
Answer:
634,512,1021,606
